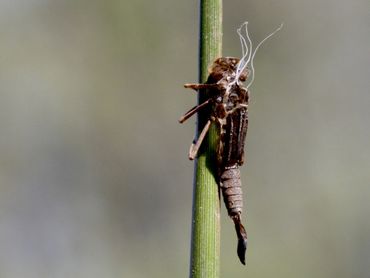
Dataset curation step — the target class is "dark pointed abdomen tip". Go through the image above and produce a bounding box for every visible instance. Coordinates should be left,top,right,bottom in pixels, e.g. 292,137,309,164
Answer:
237,237,247,265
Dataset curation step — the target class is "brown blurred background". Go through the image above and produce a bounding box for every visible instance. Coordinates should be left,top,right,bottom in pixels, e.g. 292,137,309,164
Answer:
0,0,370,277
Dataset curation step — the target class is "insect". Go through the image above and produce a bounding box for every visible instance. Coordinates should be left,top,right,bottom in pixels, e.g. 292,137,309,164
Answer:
179,22,282,265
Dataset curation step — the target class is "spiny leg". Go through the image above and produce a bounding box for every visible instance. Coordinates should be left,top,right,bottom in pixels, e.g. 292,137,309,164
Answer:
178,99,211,123
188,119,211,160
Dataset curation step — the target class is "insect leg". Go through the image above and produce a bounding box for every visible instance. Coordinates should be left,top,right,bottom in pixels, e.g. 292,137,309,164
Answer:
188,119,211,160
184,83,219,90
178,99,211,123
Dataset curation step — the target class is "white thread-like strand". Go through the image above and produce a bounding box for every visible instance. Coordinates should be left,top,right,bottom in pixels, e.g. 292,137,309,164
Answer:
237,23,248,59
235,23,252,81
236,22,249,75
236,22,253,84
233,22,283,89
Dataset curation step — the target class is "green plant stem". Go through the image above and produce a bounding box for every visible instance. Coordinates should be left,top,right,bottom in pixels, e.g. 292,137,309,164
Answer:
189,0,222,277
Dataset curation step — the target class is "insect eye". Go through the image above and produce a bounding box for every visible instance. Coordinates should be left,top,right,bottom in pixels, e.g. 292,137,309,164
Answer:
239,75,246,82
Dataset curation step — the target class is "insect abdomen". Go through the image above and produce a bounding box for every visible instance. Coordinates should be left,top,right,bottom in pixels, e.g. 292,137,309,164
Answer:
220,166,248,265
220,167,243,216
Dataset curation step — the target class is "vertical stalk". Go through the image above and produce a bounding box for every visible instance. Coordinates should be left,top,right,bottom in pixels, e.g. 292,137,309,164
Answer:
189,0,222,277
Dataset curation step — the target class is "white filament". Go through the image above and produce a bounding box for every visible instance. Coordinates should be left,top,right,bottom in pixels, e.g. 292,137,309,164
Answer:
233,22,283,90
236,22,253,80
237,23,248,58
236,22,249,71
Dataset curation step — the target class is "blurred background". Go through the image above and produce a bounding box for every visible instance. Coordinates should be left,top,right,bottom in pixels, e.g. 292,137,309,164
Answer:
0,0,370,277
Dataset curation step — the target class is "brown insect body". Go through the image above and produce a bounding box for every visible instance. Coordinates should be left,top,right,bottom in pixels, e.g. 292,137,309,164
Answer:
180,22,282,266
180,57,249,265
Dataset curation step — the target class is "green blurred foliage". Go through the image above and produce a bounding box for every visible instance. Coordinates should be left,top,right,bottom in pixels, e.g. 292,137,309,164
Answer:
0,0,370,277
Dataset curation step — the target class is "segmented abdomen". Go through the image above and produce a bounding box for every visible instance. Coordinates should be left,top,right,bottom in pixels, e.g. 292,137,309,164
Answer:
220,166,248,265
220,167,243,216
